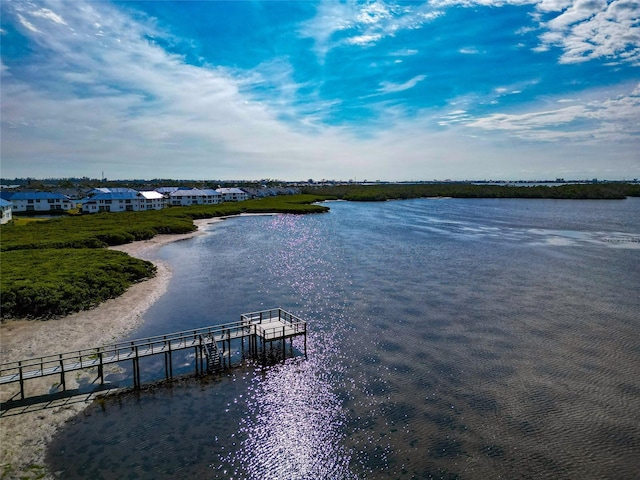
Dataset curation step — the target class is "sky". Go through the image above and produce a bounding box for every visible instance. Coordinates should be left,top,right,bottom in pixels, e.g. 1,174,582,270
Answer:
1,0,639,181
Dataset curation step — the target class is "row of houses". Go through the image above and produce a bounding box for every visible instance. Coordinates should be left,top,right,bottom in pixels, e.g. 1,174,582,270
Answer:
0,187,253,222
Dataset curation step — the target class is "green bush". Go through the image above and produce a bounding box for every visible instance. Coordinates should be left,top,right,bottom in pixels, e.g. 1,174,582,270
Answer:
0,249,156,319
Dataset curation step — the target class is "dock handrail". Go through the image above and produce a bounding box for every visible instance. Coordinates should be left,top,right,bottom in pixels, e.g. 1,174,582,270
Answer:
0,308,305,386
241,307,304,326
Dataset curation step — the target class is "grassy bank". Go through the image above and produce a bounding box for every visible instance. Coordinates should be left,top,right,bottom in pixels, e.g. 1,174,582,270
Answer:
0,194,328,320
302,182,640,201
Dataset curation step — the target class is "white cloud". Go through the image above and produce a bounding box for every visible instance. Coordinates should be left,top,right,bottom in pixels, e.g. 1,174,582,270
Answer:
464,83,640,141
391,48,419,56
303,0,639,65
17,13,40,33
432,0,640,65
379,75,427,94
300,1,442,59
539,0,640,65
346,33,384,46
31,7,67,25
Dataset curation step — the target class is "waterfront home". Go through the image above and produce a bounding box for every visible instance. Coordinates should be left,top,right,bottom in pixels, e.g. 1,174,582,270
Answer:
82,190,143,213
166,187,222,206
216,187,249,202
139,191,167,210
0,191,74,213
0,198,13,224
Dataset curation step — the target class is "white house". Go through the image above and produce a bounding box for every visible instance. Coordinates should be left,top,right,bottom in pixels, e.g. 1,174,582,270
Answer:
216,187,249,202
82,191,143,213
0,198,13,224
1,192,74,213
167,188,222,206
139,191,167,211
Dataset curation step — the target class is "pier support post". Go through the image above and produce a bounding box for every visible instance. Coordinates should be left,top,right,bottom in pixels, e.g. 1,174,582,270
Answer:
133,346,140,389
59,355,66,391
282,326,286,364
18,361,24,401
98,351,104,385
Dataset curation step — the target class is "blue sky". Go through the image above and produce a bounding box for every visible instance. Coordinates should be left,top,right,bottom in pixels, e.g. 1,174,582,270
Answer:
1,0,638,181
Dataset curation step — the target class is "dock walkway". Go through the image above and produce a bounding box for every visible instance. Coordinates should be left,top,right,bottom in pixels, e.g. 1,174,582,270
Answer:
0,308,307,405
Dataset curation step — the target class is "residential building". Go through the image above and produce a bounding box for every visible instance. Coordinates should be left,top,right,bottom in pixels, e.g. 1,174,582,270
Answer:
139,191,167,211
0,191,74,213
0,198,12,224
216,187,249,202
81,191,143,213
166,187,222,206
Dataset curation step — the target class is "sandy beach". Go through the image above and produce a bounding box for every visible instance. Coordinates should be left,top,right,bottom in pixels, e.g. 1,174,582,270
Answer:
0,219,215,480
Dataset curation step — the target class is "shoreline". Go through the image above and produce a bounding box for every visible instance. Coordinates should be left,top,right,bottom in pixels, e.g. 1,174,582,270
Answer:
0,218,217,479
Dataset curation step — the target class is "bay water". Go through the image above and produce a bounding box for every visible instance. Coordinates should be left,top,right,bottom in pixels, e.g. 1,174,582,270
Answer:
48,198,640,479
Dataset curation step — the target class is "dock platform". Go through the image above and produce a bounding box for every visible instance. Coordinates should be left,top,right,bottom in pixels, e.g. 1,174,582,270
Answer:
0,308,307,405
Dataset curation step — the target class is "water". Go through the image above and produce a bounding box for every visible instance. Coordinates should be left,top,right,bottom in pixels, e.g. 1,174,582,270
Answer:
47,198,640,479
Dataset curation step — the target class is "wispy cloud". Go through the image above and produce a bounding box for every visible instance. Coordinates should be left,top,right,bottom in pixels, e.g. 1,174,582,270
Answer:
300,0,442,59
464,83,640,141
379,75,427,94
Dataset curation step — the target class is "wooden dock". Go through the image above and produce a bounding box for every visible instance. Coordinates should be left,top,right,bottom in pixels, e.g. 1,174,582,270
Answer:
0,308,307,405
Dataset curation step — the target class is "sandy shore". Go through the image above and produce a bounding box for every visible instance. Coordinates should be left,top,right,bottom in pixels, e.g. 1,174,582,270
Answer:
0,218,216,480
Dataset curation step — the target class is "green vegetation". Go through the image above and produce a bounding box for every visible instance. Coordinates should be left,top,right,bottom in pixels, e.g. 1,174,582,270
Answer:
0,194,327,319
1,249,156,319
302,182,640,201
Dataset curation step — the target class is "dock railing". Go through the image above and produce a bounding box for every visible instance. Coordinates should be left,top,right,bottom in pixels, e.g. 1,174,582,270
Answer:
1,319,251,387
1,308,307,403
241,308,307,340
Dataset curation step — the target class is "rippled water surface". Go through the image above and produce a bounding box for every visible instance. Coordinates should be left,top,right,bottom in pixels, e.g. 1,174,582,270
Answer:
48,198,640,479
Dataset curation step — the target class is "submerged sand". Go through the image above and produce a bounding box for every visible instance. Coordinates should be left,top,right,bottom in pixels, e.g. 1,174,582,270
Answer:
0,218,216,479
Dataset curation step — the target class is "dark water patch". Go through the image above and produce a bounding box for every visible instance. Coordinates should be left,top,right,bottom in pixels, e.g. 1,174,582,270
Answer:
468,348,501,361
461,393,500,415
481,364,516,380
594,424,640,450
431,362,462,385
360,353,382,365
373,320,392,330
430,438,466,459
522,451,572,479
389,362,415,375
419,330,445,342
401,306,426,318
481,444,505,458
378,340,403,352
442,333,470,344
514,420,539,436
379,401,418,425
419,468,461,480
617,381,640,397
365,379,394,396
411,374,435,391
492,339,517,352
422,410,462,431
